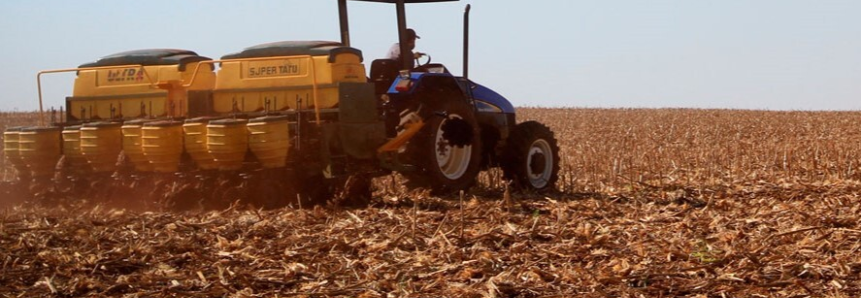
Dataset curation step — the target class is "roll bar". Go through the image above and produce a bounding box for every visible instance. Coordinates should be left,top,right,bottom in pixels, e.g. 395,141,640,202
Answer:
338,0,459,71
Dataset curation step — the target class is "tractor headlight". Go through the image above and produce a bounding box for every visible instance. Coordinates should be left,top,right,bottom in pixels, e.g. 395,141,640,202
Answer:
395,70,413,92
395,79,412,92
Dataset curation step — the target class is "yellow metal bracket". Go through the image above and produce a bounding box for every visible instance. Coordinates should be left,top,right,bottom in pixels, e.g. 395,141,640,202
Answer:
155,80,183,118
377,119,424,153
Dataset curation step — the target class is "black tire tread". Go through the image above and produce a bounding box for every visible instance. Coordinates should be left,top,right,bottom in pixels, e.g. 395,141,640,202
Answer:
502,121,561,192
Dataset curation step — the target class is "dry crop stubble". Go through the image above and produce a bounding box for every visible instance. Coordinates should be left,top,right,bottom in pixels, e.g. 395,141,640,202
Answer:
8,108,861,192
2,108,861,297
515,108,861,193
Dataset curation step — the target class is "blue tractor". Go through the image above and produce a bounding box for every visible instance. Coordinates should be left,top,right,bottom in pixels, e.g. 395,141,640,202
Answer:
343,0,561,194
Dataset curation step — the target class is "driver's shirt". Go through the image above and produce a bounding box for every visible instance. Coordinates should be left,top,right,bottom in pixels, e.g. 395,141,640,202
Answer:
386,43,414,69
386,43,402,60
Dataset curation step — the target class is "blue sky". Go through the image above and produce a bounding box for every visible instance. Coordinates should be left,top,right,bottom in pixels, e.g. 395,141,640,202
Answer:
0,0,859,111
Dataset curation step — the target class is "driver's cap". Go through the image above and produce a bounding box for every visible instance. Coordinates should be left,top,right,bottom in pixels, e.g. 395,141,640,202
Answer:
406,28,420,40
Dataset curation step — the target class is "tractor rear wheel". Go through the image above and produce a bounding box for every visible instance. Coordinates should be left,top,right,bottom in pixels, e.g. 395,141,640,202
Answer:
405,100,482,195
502,121,560,192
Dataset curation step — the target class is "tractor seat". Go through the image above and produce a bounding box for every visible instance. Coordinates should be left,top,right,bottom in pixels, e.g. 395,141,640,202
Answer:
370,59,400,94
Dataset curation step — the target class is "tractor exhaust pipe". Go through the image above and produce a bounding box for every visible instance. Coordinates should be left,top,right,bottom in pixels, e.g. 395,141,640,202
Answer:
463,4,471,79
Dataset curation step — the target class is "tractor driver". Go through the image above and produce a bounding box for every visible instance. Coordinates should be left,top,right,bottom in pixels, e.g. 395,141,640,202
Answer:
386,28,425,69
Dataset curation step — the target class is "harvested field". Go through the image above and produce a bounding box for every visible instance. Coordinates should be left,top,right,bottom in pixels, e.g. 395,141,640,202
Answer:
3,108,861,297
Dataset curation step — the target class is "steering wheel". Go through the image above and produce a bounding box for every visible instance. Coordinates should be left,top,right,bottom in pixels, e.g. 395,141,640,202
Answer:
414,52,432,68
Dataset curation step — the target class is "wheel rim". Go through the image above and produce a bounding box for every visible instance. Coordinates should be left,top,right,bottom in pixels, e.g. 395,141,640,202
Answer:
527,139,553,189
435,115,472,180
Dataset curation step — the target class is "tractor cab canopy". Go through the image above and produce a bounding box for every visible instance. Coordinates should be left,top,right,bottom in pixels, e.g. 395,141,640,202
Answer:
338,0,459,70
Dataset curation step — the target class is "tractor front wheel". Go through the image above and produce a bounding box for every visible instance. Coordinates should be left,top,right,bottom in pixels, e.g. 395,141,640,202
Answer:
502,121,560,192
